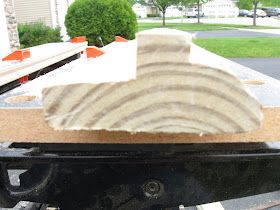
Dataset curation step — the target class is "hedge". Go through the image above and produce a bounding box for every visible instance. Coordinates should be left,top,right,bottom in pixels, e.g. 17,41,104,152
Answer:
147,14,161,18
65,0,137,46
18,22,62,48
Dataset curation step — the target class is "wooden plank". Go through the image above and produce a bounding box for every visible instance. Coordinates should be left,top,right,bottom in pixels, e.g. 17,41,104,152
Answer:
1,29,280,143
41,29,262,134
0,42,87,86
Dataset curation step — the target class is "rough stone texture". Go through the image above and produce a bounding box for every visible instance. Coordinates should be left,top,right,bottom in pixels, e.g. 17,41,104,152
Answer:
3,0,20,51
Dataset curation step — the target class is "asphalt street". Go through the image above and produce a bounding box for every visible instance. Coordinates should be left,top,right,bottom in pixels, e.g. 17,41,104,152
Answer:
231,58,280,80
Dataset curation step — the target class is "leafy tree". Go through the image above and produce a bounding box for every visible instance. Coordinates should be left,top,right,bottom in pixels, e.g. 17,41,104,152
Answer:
262,0,280,7
237,0,252,10
181,0,209,23
156,0,180,26
238,0,266,26
237,0,269,26
143,0,180,26
127,0,137,5
253,0,261,26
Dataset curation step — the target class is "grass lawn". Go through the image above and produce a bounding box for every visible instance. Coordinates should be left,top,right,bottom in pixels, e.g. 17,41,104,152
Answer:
193,37,280,58
137,22,278,32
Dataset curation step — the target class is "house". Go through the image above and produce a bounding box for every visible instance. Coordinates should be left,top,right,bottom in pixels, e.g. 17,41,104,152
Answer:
165,6,182,18
202,0,239,18
13,0,72,40
132,3,148,18
132,3,159,18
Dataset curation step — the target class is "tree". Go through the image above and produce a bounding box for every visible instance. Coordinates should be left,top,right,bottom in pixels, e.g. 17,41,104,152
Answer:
252,0,260,26
237,0,252,10
237,0,271,26
150,0,180,26
181,0,209,23
156,0,180,26
262,0,280,7
127,0,137,5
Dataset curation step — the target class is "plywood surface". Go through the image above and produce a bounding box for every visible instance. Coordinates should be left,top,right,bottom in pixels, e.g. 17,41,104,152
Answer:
0,107,279,143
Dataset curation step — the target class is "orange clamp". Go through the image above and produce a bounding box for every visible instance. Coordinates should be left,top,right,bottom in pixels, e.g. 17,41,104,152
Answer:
2,49,30,61
71,36,86,43
19,75,29,84
86,46,105,59
115,36,128,42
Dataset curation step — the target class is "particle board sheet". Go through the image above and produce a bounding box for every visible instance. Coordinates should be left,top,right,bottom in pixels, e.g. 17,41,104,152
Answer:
0,30,280,143
0,42,87,86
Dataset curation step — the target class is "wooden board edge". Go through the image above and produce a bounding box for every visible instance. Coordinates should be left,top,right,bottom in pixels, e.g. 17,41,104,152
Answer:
0,43,87,86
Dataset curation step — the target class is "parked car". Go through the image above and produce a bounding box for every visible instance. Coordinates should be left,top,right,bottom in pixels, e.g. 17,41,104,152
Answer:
239,9,250,17
248,9,267,18
186,8,204,18
261,8,280,17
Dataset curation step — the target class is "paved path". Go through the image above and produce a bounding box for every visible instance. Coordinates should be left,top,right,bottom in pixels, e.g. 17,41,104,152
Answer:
230,58,280,80
191,30,280,38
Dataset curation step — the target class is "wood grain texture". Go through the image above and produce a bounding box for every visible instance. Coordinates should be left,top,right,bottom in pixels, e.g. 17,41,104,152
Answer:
42,29,262,134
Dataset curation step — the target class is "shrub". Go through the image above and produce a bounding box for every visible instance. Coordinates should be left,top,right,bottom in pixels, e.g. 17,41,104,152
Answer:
65,0,137,46
18,22,62,48
147,14,161,18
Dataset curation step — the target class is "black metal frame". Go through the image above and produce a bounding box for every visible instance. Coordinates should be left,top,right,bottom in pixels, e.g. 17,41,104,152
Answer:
1,142,280,210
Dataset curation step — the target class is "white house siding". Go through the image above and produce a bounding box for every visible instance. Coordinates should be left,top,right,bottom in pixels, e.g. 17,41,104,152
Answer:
133,3,148,18
0,0,11,58
202,0,238,18
165,6,181,17
14,0,70,40
14,0,53,27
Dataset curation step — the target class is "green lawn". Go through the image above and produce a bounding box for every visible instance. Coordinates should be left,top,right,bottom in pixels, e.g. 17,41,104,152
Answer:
193,37,280,58
137,22,278,32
